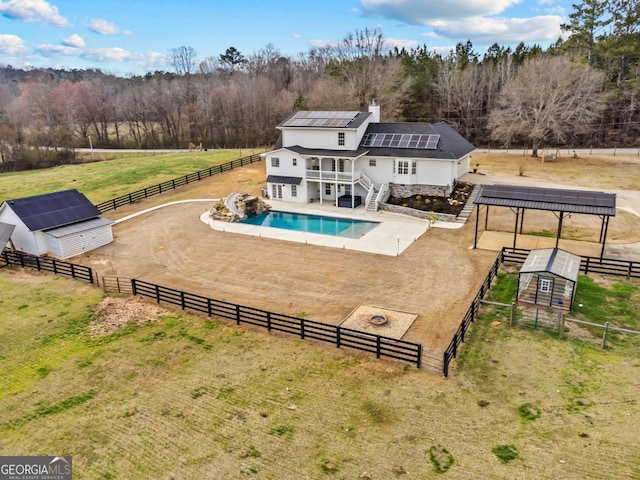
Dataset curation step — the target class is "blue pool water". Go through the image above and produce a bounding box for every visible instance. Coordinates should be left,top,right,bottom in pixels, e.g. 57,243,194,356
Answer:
240,210,379,238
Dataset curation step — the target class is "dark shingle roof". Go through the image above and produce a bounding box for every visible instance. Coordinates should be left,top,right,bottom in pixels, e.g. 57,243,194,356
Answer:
266,175,303,185
3,189,101,231
474,185,616,216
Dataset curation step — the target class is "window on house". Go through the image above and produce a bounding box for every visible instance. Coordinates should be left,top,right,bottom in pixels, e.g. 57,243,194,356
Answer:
292,158,297,166
291,185,297,197
338,159,345,172
539,278,552,293
271,157,280,167
271,184,277,198
325,184,331,195
412,161,417,175
338,132,345,146
398,160,409,175
345,184,351,195
369,159,376,167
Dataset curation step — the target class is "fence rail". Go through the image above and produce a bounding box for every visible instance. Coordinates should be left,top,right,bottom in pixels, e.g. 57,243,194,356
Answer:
1,249,94,283
130,279,424,368
94,153,262,213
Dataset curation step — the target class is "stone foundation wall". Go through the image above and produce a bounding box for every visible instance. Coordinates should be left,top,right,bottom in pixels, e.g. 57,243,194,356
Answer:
379,203,457,222
389,183,452,198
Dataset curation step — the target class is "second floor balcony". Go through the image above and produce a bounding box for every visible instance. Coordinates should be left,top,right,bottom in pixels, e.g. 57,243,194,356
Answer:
305,169,354,182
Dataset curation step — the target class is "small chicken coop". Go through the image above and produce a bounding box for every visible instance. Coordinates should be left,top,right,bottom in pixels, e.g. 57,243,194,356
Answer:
517,248,580,312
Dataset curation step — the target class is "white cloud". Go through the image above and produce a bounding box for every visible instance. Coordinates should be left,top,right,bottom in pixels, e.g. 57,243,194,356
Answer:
0,34,29,55
0,0,70,27
292,33,301,39
430,15,563,43
34,42,165,71
62,34,84,48
384,37,419,50
88,18,131,35
360,0,522,24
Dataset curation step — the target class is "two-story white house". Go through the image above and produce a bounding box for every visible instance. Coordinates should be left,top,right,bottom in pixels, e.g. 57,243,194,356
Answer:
262,101,475,211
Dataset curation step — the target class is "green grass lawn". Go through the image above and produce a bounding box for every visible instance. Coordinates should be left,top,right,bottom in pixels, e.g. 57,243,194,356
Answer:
2,267,639,479
0,149,256,203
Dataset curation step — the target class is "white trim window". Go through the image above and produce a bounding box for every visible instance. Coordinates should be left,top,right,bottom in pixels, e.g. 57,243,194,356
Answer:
271,157,280,167
539,278,552,293
398,160,409,175
369,159,376,167
325,183,331,195
292,158,297,166
291,185,297,197
338,132,345,146
411,161,417,175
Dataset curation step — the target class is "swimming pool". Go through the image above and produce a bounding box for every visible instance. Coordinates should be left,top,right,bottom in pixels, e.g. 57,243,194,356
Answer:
240,210,379,238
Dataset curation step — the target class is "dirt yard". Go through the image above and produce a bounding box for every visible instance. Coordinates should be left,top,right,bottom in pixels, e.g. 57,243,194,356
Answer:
77,153,640,350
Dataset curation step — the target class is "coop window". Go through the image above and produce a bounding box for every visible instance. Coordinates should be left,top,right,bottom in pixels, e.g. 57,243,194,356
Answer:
539,278,552,293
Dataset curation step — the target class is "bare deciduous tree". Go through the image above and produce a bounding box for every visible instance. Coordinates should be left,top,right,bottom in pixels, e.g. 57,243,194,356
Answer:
488,56,606,156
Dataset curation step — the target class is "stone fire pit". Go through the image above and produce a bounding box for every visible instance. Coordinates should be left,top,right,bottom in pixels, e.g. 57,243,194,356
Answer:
340,304,418,339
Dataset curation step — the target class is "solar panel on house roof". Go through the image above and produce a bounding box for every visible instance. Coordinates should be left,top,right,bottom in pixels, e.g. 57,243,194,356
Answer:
282,111,360,128
361,133,440,150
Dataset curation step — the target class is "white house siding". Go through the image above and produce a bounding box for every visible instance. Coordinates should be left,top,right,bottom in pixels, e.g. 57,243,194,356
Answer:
281,128,364,151
457,154,471,177
266,150,304,178
44,223,113,259
0,205,41,255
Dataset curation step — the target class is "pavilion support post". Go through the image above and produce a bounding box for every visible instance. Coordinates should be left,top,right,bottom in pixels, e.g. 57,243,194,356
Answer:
484,205,489,230
519,209,525,234
600,216,610,259
473,204,480,249
513,208,520,249
556,211,564,248
599,215,606,243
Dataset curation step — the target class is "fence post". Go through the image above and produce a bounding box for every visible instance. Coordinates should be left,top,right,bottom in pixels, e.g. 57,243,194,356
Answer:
207,298,212,317
235,304,241,325
300,318,305,339
510,302,516,325
443,351,449,377
155,284,160,303
376,336,381,358
336,326,341,348
601,322,609,348
585,257,590,274
180,291,185,310
70,263,75,279
266,311,272,332
131,278,137,296
558,312,565,338
416,344,422,369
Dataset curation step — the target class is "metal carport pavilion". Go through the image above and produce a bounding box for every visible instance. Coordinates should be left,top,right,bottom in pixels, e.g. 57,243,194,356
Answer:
472,185,616,259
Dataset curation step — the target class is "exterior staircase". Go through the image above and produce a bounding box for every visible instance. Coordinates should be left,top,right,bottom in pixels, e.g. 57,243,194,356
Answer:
366,185,380,211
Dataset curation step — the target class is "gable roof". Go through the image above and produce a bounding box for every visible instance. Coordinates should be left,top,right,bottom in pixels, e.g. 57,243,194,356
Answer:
361,122,475,159
520,248,581,282
3,189,101,231
277,111,371,130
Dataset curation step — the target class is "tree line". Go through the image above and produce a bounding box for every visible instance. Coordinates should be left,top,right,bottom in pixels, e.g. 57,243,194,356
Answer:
0,0,637,169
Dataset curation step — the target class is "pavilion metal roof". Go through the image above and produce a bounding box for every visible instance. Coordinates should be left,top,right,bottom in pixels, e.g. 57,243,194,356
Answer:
474,185,616,216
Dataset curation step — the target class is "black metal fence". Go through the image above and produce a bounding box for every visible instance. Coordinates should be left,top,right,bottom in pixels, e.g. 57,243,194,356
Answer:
1,249,94,283
94,153,262,213
130,278,423,368
443,246,640,376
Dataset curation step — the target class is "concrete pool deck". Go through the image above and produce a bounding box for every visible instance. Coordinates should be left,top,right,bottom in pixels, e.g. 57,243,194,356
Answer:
200,200,437,256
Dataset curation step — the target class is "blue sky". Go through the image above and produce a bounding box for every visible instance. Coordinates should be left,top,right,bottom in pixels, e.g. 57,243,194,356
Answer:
0,0,573,75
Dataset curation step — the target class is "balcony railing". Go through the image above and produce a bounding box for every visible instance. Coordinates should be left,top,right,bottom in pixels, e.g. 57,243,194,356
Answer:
305,170,354,182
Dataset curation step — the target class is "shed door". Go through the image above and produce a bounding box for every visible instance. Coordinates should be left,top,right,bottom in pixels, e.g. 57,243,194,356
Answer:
536,277,554,306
